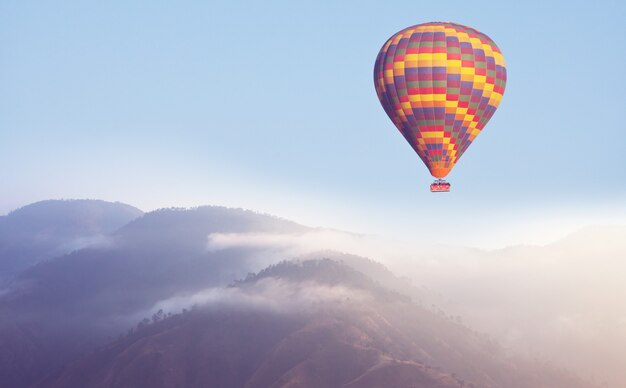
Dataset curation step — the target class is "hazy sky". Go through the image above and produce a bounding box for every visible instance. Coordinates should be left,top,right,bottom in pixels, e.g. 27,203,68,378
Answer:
1,0,625,247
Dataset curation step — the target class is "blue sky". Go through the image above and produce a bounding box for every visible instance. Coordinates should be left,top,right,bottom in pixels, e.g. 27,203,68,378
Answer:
1,0,625,247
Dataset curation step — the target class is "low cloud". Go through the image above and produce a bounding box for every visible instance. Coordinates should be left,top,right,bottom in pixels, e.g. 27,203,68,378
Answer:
206,229,448,267
145,277,369,319
207,229,369,254
54,234,115,256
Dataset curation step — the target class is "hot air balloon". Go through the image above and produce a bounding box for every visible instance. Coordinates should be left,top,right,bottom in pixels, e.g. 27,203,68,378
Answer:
373,22,506,192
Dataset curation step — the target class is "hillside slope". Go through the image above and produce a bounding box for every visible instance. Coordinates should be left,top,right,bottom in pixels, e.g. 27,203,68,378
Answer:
37,260,594,388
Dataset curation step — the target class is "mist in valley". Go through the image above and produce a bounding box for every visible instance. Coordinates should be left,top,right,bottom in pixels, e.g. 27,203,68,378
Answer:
203,225,626,387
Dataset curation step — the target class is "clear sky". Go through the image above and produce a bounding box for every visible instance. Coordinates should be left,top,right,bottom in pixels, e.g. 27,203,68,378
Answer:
1,0,625,247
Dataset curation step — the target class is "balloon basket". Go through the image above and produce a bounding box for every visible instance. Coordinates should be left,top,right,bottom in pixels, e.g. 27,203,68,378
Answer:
430,179,451,193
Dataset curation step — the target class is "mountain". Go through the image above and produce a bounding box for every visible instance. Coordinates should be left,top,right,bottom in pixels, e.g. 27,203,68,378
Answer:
36,259,594,388
0,201,608,387
0,199,143,279
0,205,309,387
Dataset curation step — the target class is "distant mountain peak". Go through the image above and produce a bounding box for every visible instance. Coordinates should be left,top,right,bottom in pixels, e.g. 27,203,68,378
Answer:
115,205,309,244
4,199,142,218
0,199,143,278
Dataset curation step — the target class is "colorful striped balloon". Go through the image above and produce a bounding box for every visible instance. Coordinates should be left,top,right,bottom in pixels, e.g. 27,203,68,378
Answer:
374,22,506,179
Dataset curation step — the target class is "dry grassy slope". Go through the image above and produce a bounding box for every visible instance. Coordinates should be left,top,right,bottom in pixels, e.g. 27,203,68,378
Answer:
36,307,465,388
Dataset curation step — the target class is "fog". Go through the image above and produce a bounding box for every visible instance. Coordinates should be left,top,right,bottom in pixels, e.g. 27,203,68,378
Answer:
205,226,626,387
146,277,369,318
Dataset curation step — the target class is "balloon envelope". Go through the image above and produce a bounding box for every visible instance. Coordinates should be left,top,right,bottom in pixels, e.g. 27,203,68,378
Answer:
374,22,506,178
